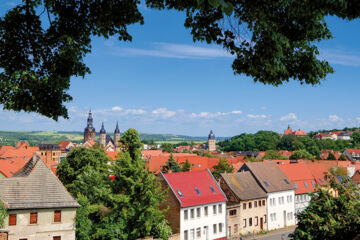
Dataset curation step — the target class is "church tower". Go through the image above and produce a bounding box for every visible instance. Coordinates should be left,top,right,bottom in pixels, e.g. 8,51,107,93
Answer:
84,110,96,143
207,130,216,152
114,121,120,150
99,122,106,147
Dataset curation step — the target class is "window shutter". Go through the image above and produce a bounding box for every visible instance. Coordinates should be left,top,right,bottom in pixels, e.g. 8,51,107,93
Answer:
30,212,38,224
9,214,16,226
54,210,61,222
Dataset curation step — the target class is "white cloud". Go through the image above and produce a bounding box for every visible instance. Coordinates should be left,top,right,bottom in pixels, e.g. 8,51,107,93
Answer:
247,114,267,119
124,109,146,115
329,114,342,122
231,110,242,115
356,117,360,123
112,106,123,111
280,113,297,121
320,49,360,67
109,42,232,59
151,108,176,118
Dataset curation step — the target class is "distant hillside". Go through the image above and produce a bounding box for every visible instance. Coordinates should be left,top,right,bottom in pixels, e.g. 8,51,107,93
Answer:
0,131,228,146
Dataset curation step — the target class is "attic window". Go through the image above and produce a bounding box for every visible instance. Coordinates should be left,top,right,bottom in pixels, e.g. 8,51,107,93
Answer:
319,178,324,183
284,179,290,184
177,189,184,197
264,181,270,187
294,183,298,190
210,186,216,193
195,187,201,195
311,181,316,188
304,182,309,189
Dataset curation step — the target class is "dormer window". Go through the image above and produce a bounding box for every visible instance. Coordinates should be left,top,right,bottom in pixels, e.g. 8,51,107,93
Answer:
264,181,270,187
294,183,298,190
304,182,309,189
195,187,201,195
284,179,290,184
311,181,316,188
319,178,324,183
177,189,184,197
210,186,216,193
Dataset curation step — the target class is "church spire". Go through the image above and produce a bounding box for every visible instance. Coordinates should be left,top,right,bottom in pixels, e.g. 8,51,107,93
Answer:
100,122,106,134
114,121,120,134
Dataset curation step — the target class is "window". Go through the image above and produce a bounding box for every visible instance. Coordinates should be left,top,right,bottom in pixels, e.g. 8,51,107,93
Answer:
9,214,16,226
195,187,201,195
196,227,201,238
243,219,246,228
243,203,246,210
264,181,270,187
287,196,290,203
254,201,257,208
218,204,222,214
184,210,188,220
30,212,38,224
249,202,252,209
259,200,262,207
219,223,223,233
53,237,61,240
255,216,258,226
213,205,217,215
190,229,195,240
54,210,61,222
262,200,265,206
311,181,316,188
190,209,194,219
264,214,267,223
184,230,188,240
229,209,237,216
290,195,293,202
249,218,252,226
177,189,184,197
228,226,231,237
204,206,208,216
304,182,309,189
213,224,217,234
234,224,238,233
284,179,290,184
210,186,216,193
294,183,298,190
196,208,201,218
319,178,324,183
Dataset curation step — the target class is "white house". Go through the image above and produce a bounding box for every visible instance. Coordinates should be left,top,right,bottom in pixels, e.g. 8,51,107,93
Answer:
0,156,79,240
239,162,296,230
159,170,227,240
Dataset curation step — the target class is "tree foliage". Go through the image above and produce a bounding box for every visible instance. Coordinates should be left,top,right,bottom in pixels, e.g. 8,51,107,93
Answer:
290,149,314,160
327,151,336,160
212,158,234,179
161,154,182,173
262,150,288,160
291,176,360,240
0,200,7,228
57,129,171,240
2,1,360,119
181,159,192,172
160,143,174,153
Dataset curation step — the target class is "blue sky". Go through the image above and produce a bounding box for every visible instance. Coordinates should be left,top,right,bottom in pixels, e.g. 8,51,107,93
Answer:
1,2,360,136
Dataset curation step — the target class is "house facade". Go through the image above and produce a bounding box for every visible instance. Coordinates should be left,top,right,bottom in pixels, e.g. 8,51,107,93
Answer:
278,164,316,222
0,156,79,240
219,172,267,238
159,170,227,240
239,162,296,231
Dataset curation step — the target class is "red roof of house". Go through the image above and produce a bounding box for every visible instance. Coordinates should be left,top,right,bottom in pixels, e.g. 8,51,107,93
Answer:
59,141,71,149
106,151,120,160
284,126,293,135
345,149,360,155
320,150,341,160
278,163,316,194
305,163,329,186
162,170,227,207
293,129,307,136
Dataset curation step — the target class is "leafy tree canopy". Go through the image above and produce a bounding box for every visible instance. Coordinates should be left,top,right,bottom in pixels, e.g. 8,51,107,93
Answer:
0,200,7,228
1,1,360,119
160,143,174,153
181,159,192,172
327,151,336,160
289,149,314,160
291,176,360,240
212,158,234,179
262,150,288,160
56,146,110,187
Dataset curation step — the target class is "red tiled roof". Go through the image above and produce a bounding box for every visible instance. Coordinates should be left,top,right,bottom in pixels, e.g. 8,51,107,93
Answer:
345,149,360,155
106,151,120,160
293,130,307,136
305,163,329,186
278,163,316,194
59,141,71,149
162,170,227,207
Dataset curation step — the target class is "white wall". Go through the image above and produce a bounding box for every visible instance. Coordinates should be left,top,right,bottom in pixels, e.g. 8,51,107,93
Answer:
295,194,311,223
267,190,295,231
180,202,226,240
5,208,76,240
